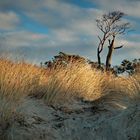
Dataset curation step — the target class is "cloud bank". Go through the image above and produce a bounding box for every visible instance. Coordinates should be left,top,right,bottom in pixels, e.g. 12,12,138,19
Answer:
0,0,139,65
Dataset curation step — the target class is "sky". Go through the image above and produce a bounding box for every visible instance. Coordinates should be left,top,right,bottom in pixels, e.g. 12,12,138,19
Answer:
0,0,140,65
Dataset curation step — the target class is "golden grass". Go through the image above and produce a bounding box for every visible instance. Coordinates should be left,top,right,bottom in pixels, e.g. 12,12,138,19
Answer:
41,63,140,106
0,58,139,130
41,64,108,104
133,65,140,84
0,58,47,130
99,75,140,108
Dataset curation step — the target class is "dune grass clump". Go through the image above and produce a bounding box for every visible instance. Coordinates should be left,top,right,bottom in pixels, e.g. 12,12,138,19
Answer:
41,63,113,105
0,59,47,134
41,63,140,106
99,75,140,109
133,65,140,84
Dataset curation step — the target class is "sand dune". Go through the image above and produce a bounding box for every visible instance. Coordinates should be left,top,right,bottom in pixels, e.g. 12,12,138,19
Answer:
6,96,140,140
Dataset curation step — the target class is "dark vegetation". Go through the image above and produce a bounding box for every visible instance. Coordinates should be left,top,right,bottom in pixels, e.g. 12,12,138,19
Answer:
114,59,140,75
42,51,140,76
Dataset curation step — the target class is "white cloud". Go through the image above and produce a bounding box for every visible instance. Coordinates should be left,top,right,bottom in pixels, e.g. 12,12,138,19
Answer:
0,11,19,30
2,31,48,48
91,0,140,18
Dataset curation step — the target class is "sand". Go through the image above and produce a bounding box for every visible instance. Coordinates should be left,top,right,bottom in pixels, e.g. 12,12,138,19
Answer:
5,96,140,140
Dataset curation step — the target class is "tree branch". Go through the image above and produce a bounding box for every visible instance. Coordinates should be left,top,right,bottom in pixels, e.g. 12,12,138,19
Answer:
98,36,102,42
114,45,124,49
108,39,111,45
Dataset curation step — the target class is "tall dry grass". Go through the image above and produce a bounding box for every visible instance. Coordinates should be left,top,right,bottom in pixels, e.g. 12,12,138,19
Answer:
133,64,140,84
41,63,140,106
0,58,48,133
99,75,140,109
41,63,113,104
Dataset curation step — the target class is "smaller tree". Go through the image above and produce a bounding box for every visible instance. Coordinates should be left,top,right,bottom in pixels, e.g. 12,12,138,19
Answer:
96,11,130,69
114,59,140,75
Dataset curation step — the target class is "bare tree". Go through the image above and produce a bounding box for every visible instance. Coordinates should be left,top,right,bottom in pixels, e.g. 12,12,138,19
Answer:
96,11,130,69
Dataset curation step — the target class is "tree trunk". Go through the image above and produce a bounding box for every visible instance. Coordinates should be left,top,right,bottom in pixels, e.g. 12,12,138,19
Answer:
97,47,101,68
106,36,115,71
97,35,106,68
106,46,114,71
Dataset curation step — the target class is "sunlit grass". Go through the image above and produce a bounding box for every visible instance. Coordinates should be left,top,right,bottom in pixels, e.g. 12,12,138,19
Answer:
0,58,47,132
41,63,139,106
0,58,139,134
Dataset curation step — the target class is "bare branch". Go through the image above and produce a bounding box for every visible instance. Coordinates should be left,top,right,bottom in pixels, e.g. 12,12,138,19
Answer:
96,20,106,33
114,45,124,49
98,36,102,42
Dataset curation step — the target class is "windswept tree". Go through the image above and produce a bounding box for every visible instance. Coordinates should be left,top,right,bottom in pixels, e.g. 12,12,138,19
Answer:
96,11,130,69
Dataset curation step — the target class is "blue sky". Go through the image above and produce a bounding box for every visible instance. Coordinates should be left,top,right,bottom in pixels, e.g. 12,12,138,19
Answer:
0,0,139,65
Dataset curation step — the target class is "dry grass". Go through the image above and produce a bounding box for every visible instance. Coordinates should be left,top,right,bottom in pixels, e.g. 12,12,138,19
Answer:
133,65,140,84
42,64,109,105
41,63,140,106
99,75,140,108
0,58,139,132
0,58,47,132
